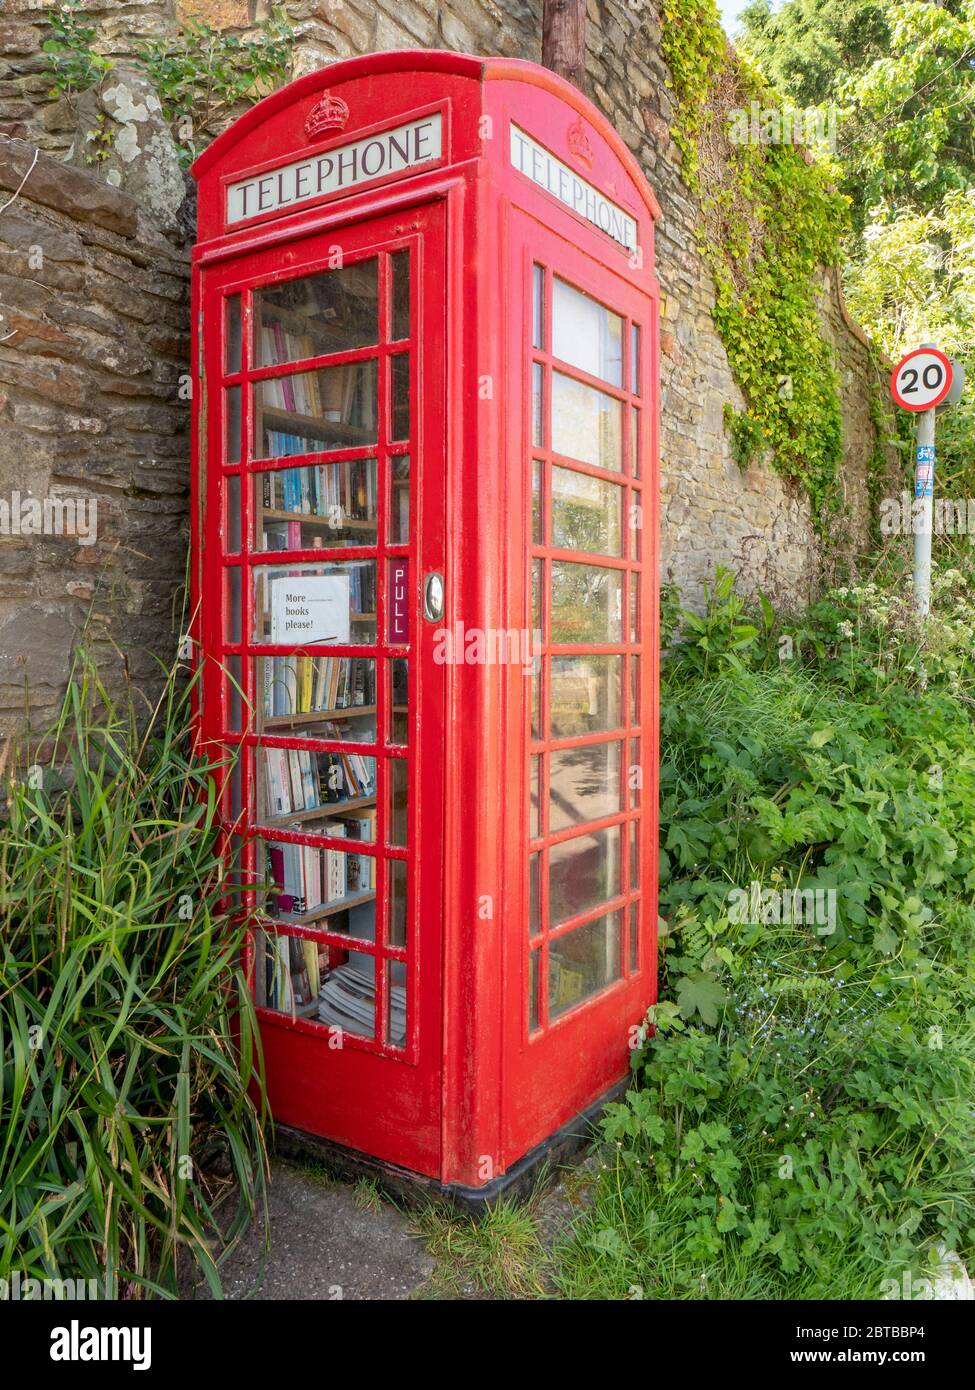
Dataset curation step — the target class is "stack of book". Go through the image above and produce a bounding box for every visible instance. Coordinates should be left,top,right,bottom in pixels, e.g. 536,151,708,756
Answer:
317,959,406,1047
260,932,327,1016
258,322,321,412
261,459,376,526
262,745,375,819
263,655,373,719
265,824,374,918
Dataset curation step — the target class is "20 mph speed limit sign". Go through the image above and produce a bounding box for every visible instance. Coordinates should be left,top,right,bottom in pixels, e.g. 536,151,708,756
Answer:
891,347,953,412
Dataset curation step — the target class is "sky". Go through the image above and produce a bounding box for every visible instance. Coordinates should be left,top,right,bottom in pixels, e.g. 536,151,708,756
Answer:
718,2,749,36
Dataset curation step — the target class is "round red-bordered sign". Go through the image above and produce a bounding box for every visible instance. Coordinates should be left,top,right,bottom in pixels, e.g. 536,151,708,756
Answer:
890,347,953,412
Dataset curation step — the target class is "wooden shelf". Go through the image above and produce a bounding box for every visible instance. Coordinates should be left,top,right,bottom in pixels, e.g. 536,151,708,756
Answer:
277,888,377,927
263,705,377,728
260,404,376,439
263,508,376,530
262,794,377,827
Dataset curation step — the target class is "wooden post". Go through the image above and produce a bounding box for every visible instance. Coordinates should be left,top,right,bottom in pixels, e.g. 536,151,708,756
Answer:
542,0,587,89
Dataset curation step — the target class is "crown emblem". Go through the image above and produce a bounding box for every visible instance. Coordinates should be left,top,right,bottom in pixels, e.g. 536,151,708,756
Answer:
567,117,593,169
304,93,350,141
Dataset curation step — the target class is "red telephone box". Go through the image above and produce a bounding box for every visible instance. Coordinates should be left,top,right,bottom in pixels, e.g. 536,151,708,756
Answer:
190,49,660,1201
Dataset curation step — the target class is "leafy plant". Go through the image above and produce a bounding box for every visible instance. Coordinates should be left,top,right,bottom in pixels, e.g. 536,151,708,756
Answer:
0,648,267,1298
41,0,112,101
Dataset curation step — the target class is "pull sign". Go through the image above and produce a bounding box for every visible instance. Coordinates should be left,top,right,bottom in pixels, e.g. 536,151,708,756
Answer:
388,558,409,643
891,348,953,412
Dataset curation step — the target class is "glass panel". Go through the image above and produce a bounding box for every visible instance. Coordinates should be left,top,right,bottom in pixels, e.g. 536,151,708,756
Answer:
253,560,376,644
551,561,623,643
260,655,376,739
532,363,544,448
629,901,639,972
529,851,540,934
259,747,377,832
384,958,408,1047
389,658,409,745
531,669,541,741
529,754,541,838
532,265,544,350
318,950,378,1040
225,386,241,464
629,737,641,807
630,407,640,478
549,741,622,833
255,459,378,550
630,818,640,890
550,655,623,737
389,758,408,848
391,353,410,441
629,494,642,560
225,293,242,374
255,360,378,459
389,858,408,948
552,278,623,386
532,459,543,543
391,250,410,342
226,474,241,553
227,655,243,732
552,371,622,471
529,947,540,1031
261,839,376,927
631,324,640,395
254,261,378,365
630,653,640,725
255,930,332,1019
532,558,543,637
226,567,241,643
552,466,623,556
549,825,621,925
549,910,621,1019
390,454,410,544
630,576,639,642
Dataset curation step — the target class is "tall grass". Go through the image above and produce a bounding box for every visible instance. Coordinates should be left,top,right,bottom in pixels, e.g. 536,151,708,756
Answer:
0,649,266,1298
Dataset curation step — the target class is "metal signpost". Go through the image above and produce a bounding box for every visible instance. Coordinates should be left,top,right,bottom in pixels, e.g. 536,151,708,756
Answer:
890,345,954,620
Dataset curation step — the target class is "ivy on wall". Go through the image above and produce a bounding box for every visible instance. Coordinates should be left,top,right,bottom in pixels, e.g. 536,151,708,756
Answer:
659,0,847,525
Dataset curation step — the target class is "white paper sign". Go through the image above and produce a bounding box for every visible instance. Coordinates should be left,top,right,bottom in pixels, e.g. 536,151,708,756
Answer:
226,114,443,224
509,125,638,251
270,576,350,644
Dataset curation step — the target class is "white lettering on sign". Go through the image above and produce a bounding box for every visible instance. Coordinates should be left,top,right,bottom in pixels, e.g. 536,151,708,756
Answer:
226,114,443,224
509,125,638,251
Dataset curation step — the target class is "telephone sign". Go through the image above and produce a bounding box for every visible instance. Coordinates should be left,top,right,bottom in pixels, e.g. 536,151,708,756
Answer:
891,347,953,412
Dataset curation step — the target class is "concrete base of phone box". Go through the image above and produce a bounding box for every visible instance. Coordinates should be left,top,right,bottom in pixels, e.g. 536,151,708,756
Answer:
273,1079,628,1217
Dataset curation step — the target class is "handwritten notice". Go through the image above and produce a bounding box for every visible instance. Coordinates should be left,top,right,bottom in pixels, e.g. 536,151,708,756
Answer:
270,575,350,644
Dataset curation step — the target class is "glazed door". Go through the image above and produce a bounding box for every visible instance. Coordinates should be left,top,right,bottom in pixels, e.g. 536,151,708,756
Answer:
200,202,446,1175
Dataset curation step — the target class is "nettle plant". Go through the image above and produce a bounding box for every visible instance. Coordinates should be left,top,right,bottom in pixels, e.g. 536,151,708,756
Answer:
42,4,294,167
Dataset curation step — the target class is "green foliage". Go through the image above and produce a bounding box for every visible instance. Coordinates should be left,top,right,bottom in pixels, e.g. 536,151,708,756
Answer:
554,563,975,1297
41,0,111,100
661,0,847,520
0,650,266,1298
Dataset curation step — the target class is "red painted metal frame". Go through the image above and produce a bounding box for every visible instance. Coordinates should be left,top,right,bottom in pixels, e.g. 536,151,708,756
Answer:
191,50,659,1188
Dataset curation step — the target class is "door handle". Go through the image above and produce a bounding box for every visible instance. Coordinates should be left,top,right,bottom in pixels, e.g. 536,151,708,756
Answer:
423,571,444,623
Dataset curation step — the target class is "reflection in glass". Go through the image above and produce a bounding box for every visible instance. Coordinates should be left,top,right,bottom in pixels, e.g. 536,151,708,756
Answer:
630,900,640,972
549,741,622,833
532,363,544,447
255,360,377,458
225,386,241,464
532,459,543,543
391,353,410,441
529,851,540,934
391,250,410,341
529,754,541,838
253,560,376,644
549,825,621,925
552,466,623,555
256,459,378,549
630,406,640,477
552,371,621,471
390,454,410,543
532,264,544,350
550,655,623,737
549,910,621,1019
552,278,623,386
551,561,622,643
389,758,408,848
254,261,378,365
389,858,408,948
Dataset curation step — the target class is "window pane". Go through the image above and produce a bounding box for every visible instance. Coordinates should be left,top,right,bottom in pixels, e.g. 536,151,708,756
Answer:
532,558,543,637
389,758,408,848
260,655,376,740
260,838,376,928
531,669,541,741
630,575,639,641
630,819,639,890
255,459,378,550
226,567,241,643
389,858,408,948
552,278,623,386
629,737,641,808
630,406,640,477
532,264,544,350
549,825,621,925
630,653,640,724
318,951,378,1040
532,459,543,543
226,474,241,553
630,900,640,971
225,293,242,374
532,363,544,447
225,386,241,464
254,261,378,365
529,754,541,839
631,323,640,395
255,360,377,458
384,959,408,1047
391,250,410,341
552,466,623,556
550,655,623,737
529,947,540,1031
389,658,409,745
259,748,377,832
549,741,622,833
253,560,376,644
390,454,410,544
549,910,621,1019
552,371,621,471
529,851,540,934
391,353,410,441
551,561,623,643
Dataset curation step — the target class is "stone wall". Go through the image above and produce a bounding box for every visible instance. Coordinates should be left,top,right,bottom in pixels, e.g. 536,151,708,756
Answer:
0,137,190,736
0,0,899,736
